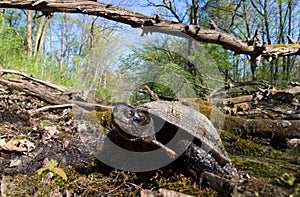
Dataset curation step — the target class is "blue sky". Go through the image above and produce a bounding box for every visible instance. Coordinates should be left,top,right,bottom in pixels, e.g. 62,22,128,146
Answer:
102,0,159,16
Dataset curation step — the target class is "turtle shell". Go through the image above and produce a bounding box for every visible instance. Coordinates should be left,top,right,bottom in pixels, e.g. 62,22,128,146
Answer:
138,100,231,165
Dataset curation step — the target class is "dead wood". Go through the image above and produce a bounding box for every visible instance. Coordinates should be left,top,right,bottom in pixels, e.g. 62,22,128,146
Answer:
72,100,113,111
0,70,113,112
0,69,67,92
252,86,300,105
267,109,300,120
32,104,75,113
197,99,300,143
1,0,300,61
222,116,300,139
215,111,300,143
209,81,300,117
0,77,69,104
210,80,271,97
0,69,298,145
236,109,300,120
139,85,160,101
140,189,194,197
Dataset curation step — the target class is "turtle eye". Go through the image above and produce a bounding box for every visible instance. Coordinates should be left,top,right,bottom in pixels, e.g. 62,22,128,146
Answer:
125,110,134,118
136,112,150,124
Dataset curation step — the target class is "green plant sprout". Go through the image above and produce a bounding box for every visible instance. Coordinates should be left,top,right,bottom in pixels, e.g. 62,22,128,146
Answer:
37,160,67,181
39,120,49,127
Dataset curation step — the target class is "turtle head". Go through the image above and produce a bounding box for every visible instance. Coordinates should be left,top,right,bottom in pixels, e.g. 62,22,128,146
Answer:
112,103,155,140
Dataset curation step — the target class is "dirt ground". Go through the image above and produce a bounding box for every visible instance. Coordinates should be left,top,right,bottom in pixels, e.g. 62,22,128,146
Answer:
0,86,299,196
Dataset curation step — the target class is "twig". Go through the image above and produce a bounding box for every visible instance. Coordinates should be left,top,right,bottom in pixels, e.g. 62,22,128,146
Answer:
33,104,75,113
72,100,113,111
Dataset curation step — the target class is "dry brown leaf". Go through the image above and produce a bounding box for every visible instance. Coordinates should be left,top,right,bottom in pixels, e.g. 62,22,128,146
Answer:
44,125,59,139
0,138,35,153
9,157,22,167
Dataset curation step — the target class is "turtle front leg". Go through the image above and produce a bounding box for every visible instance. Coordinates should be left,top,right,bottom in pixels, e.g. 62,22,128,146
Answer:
186,143,239,176
184,143,226,174
182,142,241,189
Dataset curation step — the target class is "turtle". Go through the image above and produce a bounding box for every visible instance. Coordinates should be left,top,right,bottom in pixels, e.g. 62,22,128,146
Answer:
111,100,234,177
110,101,291,196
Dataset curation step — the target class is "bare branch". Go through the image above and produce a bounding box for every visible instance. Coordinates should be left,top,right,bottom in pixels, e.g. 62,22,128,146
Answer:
146,0,183,22
0,0,299,60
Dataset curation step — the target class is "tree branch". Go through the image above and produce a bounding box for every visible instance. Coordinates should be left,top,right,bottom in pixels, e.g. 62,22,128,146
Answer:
0,0,299,60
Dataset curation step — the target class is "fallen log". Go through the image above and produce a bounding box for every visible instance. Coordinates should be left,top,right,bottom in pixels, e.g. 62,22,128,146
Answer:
210,80,271,97
197,99,300,144
209,84,300,117
0,77,68,104
0,72,112,112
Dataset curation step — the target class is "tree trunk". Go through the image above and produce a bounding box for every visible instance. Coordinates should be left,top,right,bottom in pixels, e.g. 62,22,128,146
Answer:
34,14,52,57
26,10,33,58
60,14,66,74
0,9,4,33
286,0,293,81
38,14,52,54
187,0,198,76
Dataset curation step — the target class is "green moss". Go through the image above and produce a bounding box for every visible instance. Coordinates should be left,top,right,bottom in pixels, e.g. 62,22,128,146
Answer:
96,110,113,128
197,98,215,117
4,165,214,196
58,130,72,138
11,99,292,196
152,170,217,196
80,110,112,127
267,43,300,48
273,172,297,187
221,130,281,157
232,155,300,185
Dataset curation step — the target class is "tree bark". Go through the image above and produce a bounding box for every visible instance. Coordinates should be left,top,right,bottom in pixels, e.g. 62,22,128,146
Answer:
60,14,66,73
33,13,52,57
26,10,33,58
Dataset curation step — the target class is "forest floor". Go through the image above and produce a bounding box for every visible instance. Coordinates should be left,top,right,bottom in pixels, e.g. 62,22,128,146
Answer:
0,84,299,196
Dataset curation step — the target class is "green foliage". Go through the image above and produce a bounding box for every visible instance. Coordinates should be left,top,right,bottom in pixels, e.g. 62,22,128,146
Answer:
0,12,120,90
0,25,26,67
118,37,225,103
39,120,49,127
37,160,68,181
0,22,75,87
201,0,236,30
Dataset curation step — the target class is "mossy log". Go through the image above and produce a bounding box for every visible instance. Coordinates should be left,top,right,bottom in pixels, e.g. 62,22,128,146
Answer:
196,99,300,144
